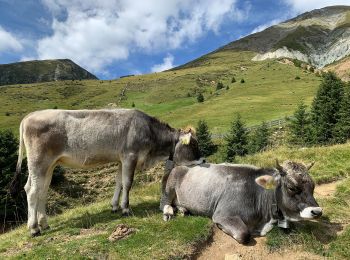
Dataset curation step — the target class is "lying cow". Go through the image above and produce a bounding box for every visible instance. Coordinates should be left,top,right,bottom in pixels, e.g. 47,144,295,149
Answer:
10,109,203,236
161,160,322,244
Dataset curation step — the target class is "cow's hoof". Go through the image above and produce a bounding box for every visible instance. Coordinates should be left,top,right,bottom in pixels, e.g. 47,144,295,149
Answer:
122,208,130,217
30,230,41,237
163,214,172,222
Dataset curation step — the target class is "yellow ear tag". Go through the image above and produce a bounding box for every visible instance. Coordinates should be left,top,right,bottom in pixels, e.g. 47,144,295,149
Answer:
265,179,276,190
180,134,191,145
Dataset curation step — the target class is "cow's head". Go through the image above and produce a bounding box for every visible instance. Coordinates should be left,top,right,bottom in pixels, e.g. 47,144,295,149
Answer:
173,127,204,166
256,160,322,221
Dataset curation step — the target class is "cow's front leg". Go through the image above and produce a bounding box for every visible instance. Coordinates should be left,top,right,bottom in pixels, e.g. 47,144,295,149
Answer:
212,214,251,244
111,164,122,213
120,155,137,216
160,160,175,210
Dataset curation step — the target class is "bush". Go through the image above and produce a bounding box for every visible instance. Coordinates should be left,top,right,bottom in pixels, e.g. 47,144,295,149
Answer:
240,79,245,83
197,93,204,103
231,77,236,83
295,76,301,80
226,85,230,90
5,112,10,116
132,102,135,107
216,82,224,90
196,120,217,157
292,59,302,68
0,130,28,227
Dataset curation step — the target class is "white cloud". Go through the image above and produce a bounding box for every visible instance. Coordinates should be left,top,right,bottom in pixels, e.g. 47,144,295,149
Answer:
0,26,23,53
37,0,241,72
151,54,175,72
283,0,350,13
250,19,283,34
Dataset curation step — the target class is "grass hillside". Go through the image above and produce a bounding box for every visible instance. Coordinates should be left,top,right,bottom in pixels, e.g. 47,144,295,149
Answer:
1,143,350,259
0,59,97,86
0,51,320,134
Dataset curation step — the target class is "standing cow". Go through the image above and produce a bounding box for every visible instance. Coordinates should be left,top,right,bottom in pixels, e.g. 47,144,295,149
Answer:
10,109,203,236
161,160,322,244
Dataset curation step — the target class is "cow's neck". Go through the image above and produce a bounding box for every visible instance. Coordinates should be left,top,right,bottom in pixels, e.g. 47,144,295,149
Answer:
259,189,284,223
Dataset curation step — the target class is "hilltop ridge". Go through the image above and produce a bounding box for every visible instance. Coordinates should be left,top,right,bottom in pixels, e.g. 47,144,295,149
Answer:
0,59,98,86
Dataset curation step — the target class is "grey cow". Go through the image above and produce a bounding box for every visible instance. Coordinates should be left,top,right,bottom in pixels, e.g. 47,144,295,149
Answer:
10,109,203,236
161,160,322,244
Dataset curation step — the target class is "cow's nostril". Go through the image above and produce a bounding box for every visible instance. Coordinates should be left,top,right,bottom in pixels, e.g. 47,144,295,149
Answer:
311,209,322,217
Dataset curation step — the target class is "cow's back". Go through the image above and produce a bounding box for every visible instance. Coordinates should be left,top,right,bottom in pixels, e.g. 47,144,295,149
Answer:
173,164,275,219
21,109,157,167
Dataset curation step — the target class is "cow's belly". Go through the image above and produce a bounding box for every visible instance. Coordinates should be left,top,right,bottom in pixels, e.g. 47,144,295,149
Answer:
57,152,119,168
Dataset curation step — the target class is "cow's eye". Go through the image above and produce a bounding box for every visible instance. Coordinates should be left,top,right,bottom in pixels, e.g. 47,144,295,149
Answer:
288,186,301,194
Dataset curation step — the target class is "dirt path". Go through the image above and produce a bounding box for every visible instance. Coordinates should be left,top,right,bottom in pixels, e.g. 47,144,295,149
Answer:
195,181,340,260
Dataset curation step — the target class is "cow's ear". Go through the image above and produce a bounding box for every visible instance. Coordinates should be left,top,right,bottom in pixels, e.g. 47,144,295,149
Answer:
255,175,277,190
179,133,191,145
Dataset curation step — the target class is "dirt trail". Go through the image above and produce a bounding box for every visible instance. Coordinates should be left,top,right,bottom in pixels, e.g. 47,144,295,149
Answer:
195,181,340,260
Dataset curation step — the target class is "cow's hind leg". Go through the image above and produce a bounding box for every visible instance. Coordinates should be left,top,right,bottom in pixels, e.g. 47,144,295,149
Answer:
212,214,251,244
26,159,52,236
37,163,55,231
111,164,122,213
120,155,137,216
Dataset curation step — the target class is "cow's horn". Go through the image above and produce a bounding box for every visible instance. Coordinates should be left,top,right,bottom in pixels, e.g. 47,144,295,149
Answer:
275,159,286,176
306,161,315,170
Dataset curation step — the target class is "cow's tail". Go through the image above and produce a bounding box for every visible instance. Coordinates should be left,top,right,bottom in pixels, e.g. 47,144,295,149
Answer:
9,121,25,197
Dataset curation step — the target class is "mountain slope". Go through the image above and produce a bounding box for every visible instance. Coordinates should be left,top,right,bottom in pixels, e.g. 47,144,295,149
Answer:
178,5,350,70
0,59,98,86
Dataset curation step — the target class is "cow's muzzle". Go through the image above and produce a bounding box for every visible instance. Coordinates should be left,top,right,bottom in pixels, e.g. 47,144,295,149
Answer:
300,207,323,219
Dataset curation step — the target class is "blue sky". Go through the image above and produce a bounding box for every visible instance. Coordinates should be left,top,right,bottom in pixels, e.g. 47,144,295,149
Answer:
0,0,348,79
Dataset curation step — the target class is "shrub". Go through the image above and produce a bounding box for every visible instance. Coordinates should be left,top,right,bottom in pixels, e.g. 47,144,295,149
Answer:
197,93,204,103
216,82,224,90
295,76,301,80
240,79,245,83
231,77,236,83
0,130,28,227
132,102,135,107
226,85,230,90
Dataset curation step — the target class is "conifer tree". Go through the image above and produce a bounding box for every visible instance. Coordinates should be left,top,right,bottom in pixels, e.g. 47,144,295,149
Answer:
249,122,270,153
196,120,217,157
333,84,350,143
225,114,248,162
288,102,312,145
311,72,344,144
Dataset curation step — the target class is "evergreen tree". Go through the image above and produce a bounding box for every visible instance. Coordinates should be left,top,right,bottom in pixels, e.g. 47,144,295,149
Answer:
288,102,312,145
311,72,344,144
197,93,204,103
248,122,270,153
333,84,350,143
225,114,248,162
196,120,217,157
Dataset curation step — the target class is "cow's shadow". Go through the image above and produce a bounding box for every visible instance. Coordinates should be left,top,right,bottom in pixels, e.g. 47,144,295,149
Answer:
48,200,161,233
